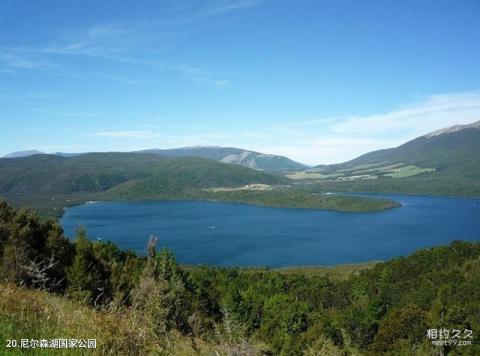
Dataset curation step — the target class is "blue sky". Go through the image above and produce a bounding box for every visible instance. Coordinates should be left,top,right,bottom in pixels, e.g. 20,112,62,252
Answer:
1,0,479,164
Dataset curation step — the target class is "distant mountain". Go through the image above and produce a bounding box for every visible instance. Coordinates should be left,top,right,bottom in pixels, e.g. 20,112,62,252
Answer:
325,120,480,174
53,152,84,157
139,147,308,172
300,120,480,196
2,150,45,158
2,146,306,172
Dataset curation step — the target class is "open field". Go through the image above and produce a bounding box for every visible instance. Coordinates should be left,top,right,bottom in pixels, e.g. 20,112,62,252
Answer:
287,162,436,182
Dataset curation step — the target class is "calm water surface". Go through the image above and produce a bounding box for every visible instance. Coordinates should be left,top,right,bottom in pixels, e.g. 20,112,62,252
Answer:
61,195,480,267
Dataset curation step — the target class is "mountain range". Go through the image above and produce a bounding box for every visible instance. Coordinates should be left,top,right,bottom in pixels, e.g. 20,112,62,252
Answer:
2,147,307,172
1,120,479,214
138,147,308,171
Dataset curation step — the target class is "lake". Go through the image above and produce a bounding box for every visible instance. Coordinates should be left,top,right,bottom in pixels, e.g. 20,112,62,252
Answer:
60,195,480,267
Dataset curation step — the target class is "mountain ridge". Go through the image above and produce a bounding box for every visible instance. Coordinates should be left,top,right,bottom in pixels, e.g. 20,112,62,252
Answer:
2,150,45,158
138,146,308,171
295,120,480,197
423,120,480,139
2,146,308,172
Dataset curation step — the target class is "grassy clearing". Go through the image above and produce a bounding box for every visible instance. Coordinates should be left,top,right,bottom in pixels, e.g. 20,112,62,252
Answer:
276,261,379,281
335,162,389,173
289,163,436,182
351,163,404,175
285,171,343,180
202,183,273,192
384,165,435,178
337,174,378,181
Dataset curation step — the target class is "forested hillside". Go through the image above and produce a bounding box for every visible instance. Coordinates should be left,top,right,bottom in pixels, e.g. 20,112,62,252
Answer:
1,201,478,355
0,153,283,215
0,153,284,196
0,153,398,217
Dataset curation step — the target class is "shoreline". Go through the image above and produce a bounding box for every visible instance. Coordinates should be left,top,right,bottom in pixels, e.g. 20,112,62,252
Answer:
53,191,401,219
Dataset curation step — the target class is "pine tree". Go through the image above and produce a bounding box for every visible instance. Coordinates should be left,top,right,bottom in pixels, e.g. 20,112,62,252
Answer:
133,236,191,334
1,209,44,284
43,221,74,291
66,228,107,305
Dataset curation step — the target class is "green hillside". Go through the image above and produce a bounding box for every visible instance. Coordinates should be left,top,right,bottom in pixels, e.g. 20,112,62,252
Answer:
290,121,480,196
0,152,283,194
0,153,282,215
1,200,478,355
0,153,396,216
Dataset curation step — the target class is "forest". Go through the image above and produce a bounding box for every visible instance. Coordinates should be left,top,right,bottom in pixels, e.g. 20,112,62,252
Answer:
0,199,478,355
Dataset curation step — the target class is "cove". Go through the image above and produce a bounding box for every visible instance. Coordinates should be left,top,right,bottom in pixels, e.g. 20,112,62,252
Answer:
60,194,480,267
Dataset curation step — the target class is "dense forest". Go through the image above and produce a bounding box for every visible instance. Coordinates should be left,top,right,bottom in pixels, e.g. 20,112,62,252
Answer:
1,200,478,355
0,154,398,218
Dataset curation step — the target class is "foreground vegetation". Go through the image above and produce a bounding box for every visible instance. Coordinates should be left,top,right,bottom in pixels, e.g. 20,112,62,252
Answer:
1,200,478,355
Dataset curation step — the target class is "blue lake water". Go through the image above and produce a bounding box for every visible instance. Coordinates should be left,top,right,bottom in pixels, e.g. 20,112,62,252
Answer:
60,195,480,267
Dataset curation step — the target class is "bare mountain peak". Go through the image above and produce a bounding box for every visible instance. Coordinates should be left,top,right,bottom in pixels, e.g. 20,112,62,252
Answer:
3,150,45,158
424,120,480,139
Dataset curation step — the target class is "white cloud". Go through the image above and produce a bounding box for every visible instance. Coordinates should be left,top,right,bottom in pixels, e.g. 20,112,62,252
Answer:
0,50,56,72
73,91,480,165
173,64,231,88
331,91,480,137
58,111,99,117
90,130,162,139
247,91,480,165
2,22,232,88
169,0,266,23
202,0,266,16
97,73,144,86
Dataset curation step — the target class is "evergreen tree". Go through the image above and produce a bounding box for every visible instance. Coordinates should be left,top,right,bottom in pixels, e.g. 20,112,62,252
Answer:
43,221,74,292
1,209,45,284
66,228,108,305
134,236,191,334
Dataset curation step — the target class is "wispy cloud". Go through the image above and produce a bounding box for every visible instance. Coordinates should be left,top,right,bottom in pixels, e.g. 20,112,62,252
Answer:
173,64,231,88
58,111,99,118
2,20,234,88
167,0,267,24
249,91,480,164
0,23,149,77
0,0,269,82
79,91,480,164
0,49,56,72
57,91,480,164
0,91,61,101
90,130,162,139
201,0,266,16
38,23,152,59
330,91,480,138
97,72,144,86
